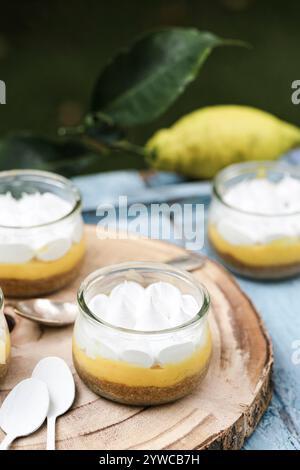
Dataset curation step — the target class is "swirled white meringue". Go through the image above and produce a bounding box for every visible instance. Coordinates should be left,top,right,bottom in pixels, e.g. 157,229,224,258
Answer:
0,192,82,263
214,176,300,245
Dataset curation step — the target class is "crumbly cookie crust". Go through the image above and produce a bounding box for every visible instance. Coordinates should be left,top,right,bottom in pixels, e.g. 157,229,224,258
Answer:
74,354,210,406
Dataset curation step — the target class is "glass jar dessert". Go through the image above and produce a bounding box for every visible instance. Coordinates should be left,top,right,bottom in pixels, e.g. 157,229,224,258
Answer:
73,262,212,406
0,170,85,297
0,289,10,381
208,161,300,279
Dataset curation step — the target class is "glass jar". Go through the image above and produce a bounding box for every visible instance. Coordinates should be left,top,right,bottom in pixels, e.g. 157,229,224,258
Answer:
0,289,10,381
73,262,212,406
208,161,300,279
0,170,85,297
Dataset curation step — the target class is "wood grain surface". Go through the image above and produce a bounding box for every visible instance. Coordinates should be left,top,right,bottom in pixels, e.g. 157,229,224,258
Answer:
0,225,273,450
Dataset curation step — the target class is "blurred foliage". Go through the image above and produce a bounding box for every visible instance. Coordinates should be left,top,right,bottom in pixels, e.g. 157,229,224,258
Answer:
0,0,299,172
0,27,237,175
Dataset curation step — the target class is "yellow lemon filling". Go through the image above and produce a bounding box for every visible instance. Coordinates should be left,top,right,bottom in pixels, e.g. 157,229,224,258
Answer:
0,238,85,281
73,332,212,388
0,331,11,365
209,224,300,267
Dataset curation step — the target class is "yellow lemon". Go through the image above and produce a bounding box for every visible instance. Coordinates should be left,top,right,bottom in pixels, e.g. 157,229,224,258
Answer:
146,105,300,178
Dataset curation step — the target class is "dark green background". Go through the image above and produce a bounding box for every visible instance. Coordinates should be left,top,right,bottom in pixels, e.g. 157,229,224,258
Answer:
0,0,299,171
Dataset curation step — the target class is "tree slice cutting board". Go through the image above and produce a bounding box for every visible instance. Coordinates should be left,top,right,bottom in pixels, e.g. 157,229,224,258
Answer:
0,225,273,450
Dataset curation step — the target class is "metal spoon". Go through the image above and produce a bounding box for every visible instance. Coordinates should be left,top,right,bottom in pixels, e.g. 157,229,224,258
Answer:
0,378,49,450
11,299,78,327
10,252,205,327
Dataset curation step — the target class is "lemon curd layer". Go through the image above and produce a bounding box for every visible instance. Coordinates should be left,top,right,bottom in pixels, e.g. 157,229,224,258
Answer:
0,238,85,281
209,224,300,267
73,332,212,388
0,331,11,365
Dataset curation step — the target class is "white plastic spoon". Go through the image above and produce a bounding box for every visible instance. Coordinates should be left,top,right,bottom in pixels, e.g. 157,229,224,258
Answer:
0,378,49,450
32,357,75,450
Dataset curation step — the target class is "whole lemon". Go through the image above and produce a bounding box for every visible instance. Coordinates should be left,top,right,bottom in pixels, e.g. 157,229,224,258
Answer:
146,105,300,178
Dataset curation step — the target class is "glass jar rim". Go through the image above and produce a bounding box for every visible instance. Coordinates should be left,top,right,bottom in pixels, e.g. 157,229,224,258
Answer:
0,169,82,230
213,161,300,218
77,261,210,335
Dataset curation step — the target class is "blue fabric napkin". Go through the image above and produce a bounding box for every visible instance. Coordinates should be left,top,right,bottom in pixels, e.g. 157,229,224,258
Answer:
73,149,300,213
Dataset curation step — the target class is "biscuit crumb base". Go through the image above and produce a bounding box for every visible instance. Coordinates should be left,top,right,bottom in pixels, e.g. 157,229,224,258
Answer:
0,256,84,298
210,239,300,280
0,362,8,382
74,354,210,406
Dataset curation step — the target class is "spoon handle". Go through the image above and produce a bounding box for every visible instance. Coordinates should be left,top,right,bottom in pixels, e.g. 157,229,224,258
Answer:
0,434,16,450
46,416,56,450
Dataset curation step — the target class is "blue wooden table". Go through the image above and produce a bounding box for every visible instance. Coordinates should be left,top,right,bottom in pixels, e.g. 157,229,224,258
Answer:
73,167,300,451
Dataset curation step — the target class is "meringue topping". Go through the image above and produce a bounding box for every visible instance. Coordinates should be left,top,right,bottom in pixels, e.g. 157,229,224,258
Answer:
0,192,82,263
88,281,201,331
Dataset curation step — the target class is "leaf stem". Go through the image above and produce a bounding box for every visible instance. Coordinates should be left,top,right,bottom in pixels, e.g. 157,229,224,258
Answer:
107,140,147,158
81,135,147,159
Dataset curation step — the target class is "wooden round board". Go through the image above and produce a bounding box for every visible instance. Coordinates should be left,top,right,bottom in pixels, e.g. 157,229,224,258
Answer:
0,225,273,450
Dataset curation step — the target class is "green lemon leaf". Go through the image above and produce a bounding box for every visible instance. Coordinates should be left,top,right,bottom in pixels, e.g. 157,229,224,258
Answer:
90,28,227,127
0,134,96,176
0,134,146,176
